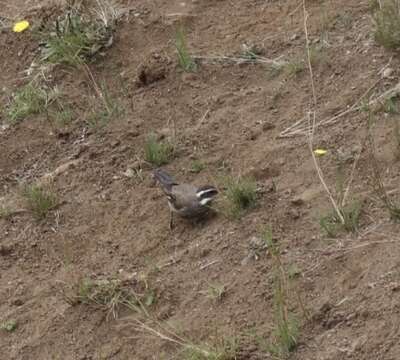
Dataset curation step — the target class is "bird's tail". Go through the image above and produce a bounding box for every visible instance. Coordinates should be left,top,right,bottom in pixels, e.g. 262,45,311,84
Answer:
153,168,178,192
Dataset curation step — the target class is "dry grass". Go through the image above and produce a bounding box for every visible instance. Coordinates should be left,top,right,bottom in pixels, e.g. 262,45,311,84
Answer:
22,184,58,220
60,277,155,319
373,0,400,50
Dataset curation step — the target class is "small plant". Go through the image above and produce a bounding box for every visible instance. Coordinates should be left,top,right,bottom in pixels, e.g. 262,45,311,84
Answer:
62,277,154,319
263,229,299,357
267,62,285,79
22,184,58,220
190,160,206,173
309,44,327,67
284,59,304,77
319,201,362,237
287,264,302,279
223,175,257,218
1,320,17,333
182,337,237,360
367,114,400,220
383,96,399,114
240,43,264,61
395,117,400,158
202,284,226,302
0,206,12,219
7,83,48,123
40,4,118,67
53,107,74,126
175,27,197,72
373,0,400,49
144,134,174,166
86,83,123,129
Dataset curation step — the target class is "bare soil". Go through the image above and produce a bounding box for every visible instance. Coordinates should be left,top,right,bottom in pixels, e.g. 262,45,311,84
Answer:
1,0,400,359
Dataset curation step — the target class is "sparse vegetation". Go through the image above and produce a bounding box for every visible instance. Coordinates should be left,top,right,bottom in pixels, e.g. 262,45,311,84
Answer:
284,59,304,77
201,284,226,302
40,4,118,67
7,83,48,123
86,86,123,129
267,62,285,79
182,337,237,360
223,175,257,218
175,27,197,72
367,113,400,220
22,184,58,220
383,96,399,114
0,320,17,333
53,107,75,126
144,134,175,166
316,156,363,237
373,0,400,49
395,117,400,158
263,229,299,357
0,206,12,219
190,160,206,173
319,201,362,237
309,44,327,67
61,277,155,319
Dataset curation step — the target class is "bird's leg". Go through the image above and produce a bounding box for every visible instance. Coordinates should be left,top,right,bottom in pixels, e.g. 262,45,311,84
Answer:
169,211,174,230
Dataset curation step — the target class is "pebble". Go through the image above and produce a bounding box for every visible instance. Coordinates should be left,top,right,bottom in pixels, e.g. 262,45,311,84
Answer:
382,67,394,78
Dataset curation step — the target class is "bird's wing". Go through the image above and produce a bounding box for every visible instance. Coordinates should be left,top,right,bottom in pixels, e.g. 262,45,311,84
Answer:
153,168,178,193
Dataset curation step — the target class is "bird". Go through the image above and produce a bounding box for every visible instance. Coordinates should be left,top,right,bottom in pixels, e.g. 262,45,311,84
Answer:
153,168,219,229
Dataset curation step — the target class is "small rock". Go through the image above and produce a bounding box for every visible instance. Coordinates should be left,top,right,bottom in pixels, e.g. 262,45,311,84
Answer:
292,187,322,204
0,124,10,134
157,128,172,140
0,244,13,256
291,197,305,206
389,281,400,292
126,130,139,138
244,128,259,141
382,67,394,78
127,159,146,171
245,164,280,180
111,140,120,148
288,208,300,219
123,168,135,178
11,298,24,307
249,236,264,249
262,122,275,131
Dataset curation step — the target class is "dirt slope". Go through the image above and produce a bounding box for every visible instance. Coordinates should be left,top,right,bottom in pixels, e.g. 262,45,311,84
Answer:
1,0,400,359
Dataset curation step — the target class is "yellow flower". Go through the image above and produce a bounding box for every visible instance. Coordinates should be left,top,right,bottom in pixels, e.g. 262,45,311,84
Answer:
314,148,327,156
13,20,30,33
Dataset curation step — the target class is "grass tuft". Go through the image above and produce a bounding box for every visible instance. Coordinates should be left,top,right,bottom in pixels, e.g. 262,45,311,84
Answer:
263,229,299,357
7,83,47,123
22,184,58,220
61,277,154,319
367,113,400,220
373,0,400,49
175,27,197,72
182,337,237,360
86,84,123,129
144,134,174,166
40,4,118,67
190,160,206,173
223,175,257,218
0,206,13,219
201,284,226,302
284,59,304,77
319,201,362,237
0,320,17,333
